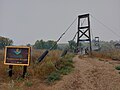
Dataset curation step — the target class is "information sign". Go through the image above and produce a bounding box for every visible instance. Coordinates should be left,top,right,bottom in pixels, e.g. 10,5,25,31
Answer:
4,46,31,66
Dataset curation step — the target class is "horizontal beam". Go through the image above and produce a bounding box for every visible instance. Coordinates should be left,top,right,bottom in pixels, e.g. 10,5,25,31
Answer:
78,14,89,18
79,39,90,41
79,26,89,29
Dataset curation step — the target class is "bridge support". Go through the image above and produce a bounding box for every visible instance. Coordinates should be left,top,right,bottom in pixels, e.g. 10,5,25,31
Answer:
77,14,92,55
94,37,100,50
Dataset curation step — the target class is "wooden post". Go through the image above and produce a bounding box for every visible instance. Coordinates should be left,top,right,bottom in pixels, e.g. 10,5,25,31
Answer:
22,66,27,78
9,65,13,77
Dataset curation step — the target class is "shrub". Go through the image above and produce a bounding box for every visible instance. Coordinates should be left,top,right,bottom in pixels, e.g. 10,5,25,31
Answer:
33,60,56,79
47,71,61,83
59,66,73,75
115,66,120,70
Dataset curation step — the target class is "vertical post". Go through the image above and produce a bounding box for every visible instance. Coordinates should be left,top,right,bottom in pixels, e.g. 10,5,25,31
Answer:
88,14,92,55
95,37,100,50
77,17,80,47
9,65,13,77
76,16,80,53
22,66,27,78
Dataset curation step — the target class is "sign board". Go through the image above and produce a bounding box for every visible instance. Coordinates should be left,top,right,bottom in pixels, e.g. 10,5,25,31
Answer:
4,46,31,66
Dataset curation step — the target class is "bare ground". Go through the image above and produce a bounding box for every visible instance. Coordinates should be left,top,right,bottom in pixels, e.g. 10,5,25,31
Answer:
46,56,120,90
1,55,120,90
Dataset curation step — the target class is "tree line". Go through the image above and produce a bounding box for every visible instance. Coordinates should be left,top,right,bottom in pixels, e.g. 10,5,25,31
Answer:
2,36,120,52
33,40,57,49
0,36,81,51
0,36,13,49
0,36,58,50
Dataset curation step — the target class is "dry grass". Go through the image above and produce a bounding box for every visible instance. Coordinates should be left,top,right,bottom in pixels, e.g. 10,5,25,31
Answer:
0,49,74,89
0,49,4,61
92,49,120,60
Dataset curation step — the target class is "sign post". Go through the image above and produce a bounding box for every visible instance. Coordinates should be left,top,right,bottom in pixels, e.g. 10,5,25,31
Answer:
4,46,31,78
9,65,13,77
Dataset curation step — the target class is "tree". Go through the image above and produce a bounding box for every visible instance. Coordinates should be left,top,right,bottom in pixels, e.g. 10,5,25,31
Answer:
33,40,57,49
33,40,40,49
68,40,77,52
0,36,13,49
26,43,31,47
45,40,57,49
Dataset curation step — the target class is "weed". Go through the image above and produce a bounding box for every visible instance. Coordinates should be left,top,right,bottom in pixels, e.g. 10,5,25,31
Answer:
25,80,33,87
59,66,73,75
98,58,104,61
115,66,120,70
46,53,74,83
33,60,56,79
47,71,61,83
16,77,24,82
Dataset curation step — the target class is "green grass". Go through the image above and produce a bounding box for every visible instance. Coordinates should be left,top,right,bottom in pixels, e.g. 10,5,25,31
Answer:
59,66,73,75
47,71,61,83
25,81,33,87
47,53,75,83
115,66,120,70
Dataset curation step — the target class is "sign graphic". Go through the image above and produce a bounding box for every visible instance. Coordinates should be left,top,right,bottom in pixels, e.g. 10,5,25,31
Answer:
4,46,31,66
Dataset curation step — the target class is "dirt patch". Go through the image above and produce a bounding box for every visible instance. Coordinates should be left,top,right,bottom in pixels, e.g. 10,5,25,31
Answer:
46,56,120,90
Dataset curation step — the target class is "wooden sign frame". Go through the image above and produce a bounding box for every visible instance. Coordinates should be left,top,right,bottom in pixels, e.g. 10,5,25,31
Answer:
4,46,31,66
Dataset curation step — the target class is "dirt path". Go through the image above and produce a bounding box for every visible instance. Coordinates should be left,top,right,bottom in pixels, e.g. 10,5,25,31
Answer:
46,55,120,90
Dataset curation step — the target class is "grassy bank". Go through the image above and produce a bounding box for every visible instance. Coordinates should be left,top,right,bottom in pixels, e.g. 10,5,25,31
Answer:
0,49,75,89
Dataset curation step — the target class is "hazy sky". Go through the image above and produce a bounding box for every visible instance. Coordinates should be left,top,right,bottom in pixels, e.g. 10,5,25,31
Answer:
0,0,120,45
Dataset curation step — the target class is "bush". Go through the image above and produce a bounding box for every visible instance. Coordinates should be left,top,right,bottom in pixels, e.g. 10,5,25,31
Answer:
59,66,73,75
115,66,120,70
33,60,56,79
47,71,61,83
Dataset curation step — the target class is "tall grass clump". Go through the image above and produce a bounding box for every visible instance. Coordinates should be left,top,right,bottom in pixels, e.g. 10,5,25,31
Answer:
0,49,4,61
115,66,120,70
92,49,120,60
46,53,75,83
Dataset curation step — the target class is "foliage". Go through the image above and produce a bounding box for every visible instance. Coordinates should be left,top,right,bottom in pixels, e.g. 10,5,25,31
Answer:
0,50,4,60
57,43,69,50
47,53,74,83
92,49,120,60
33,40,57,49
33,60,57,79
0,49,75,89
68,40,77,52
115,66,120,70
59,66,73,75
0,36,13,49
25,80,33,87
55,54,74,74
47,71,61,83
26,43,31,47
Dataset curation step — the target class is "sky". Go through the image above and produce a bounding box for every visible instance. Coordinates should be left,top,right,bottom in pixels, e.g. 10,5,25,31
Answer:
0,0,120,45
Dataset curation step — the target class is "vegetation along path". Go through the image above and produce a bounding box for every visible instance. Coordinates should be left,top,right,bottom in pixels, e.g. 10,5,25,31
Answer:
46,55,120,90
1,55,120,90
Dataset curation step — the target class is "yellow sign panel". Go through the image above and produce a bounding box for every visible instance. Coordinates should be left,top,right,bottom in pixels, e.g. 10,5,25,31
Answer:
4,46,31,66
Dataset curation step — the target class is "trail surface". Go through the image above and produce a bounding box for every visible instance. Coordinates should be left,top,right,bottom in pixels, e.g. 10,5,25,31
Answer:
47,55,120,90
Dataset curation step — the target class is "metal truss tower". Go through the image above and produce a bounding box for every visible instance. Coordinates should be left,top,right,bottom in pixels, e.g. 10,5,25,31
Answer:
77,14,92,54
